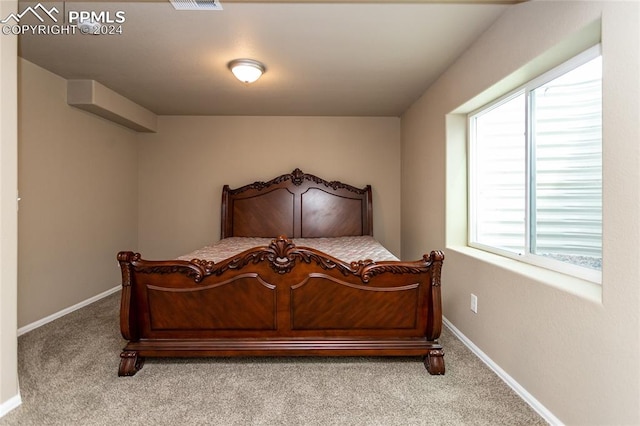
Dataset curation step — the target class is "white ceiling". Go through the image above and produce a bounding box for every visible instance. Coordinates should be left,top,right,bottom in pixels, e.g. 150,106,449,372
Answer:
17,1,512,116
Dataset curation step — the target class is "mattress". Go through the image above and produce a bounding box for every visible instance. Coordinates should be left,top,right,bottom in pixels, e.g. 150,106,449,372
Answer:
177,236,399,263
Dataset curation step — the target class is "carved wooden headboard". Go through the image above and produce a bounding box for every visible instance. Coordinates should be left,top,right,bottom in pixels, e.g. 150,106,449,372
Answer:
221,168,373,239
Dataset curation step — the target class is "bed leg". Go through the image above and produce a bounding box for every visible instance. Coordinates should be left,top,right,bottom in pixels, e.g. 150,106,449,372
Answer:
119,350,145,377
424,349,445,375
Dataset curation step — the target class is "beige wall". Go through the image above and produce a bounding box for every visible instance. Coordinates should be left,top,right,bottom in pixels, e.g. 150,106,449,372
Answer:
0,0,19,413
401,1,639,424
16,64,401,327
17,59,139,327
137,116,401,259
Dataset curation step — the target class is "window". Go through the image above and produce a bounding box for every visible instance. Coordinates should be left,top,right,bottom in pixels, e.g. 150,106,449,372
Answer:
468,45,602,283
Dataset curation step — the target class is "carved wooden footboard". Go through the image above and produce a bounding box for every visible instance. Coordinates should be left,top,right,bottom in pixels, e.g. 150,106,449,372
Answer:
118,236,445,376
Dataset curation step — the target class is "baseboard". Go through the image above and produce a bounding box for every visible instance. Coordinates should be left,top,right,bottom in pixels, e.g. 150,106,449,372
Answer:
0,394,21,418
17,285,120,337
442,317,562,426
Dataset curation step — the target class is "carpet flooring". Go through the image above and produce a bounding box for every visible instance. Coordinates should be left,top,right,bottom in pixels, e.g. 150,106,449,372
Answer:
0,293,545,425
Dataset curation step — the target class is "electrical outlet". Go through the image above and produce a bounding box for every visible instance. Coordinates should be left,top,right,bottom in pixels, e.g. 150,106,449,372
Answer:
470,293,478,313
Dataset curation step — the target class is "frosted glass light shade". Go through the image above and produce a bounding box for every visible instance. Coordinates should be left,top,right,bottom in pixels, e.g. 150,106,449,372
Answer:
228,59,265,83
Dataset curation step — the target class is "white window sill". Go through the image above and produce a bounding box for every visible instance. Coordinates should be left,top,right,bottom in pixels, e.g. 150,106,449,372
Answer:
446,245,602,304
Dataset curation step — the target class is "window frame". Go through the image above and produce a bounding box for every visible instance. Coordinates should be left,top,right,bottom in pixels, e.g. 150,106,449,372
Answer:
467,44,602,284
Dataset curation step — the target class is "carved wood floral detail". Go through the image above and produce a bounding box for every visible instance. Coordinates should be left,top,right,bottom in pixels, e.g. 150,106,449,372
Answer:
228,168,368,195
119,237,444,285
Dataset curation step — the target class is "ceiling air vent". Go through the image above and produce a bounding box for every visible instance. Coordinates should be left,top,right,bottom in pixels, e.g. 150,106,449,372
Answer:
169,0,223,11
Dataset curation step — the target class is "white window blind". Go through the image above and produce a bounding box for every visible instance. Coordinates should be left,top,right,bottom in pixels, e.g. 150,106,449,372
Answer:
469,46,602,282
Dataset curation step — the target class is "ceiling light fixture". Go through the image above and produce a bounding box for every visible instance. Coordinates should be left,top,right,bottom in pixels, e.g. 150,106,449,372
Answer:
228,59,265,84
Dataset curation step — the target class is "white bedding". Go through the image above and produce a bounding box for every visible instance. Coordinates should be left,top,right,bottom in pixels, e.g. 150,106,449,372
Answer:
177,236,399,263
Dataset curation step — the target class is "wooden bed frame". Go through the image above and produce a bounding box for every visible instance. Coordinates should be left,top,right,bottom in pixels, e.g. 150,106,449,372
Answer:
117,168,445,376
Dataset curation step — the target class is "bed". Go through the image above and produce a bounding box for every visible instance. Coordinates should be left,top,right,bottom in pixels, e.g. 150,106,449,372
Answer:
117,168,445,376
